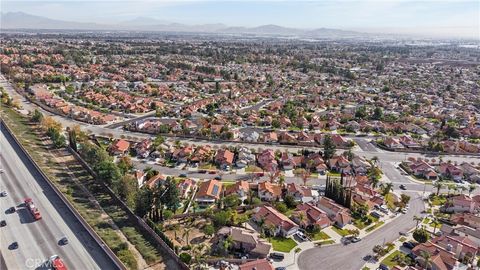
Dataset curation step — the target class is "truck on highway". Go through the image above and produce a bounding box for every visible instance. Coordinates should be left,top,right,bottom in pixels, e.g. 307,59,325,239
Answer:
24,198,42,220
49,255,68,270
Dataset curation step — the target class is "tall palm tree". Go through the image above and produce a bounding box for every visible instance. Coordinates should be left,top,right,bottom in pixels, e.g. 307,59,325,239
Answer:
468,184,476,196
382,183,394,196
369,176,380,189
183,227,192,246
433,182,443,196
413,215,423,228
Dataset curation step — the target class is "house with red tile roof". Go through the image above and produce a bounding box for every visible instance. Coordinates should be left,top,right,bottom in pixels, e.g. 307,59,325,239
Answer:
258,182,282,202
177,178,194,199
215,149,234,168
195,179,222,205
110,139,130,155
286,183,313,202
316,197,352,228
239,259,274,270
257,149,278,171
445,195,478,214
252,206,299,237
291,202,331,229
225,180,250,202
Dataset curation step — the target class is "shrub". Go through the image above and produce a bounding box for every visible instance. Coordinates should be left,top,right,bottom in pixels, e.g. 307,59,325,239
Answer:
117,249,138,270
179,252,192,264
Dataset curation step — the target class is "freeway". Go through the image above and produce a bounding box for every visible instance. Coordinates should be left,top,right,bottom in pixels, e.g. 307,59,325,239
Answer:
0,126,117,269
298,191,425,270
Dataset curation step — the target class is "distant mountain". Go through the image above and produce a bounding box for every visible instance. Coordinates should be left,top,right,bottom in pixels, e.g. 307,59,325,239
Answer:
0,12,111,30
1,12,362,38
119,17,170,26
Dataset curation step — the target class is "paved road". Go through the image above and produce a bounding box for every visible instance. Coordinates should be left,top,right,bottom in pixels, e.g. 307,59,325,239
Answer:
0,127,117,270
297,192,425,270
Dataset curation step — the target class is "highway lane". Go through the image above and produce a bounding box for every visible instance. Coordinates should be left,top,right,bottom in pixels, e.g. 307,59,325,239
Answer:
297,192,425,270
0,127,116,270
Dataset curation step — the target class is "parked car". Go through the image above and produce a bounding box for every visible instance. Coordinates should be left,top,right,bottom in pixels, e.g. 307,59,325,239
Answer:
402,241,415,249
399,184,406,190
0,220,6,227
371,211,382,219
10,242,18,250
214,176,222,180
275,267,286,270
179,173,188,178
378,263,389,270
8,207,15,213
0,191,6,197
296,231,308,241
270,252,285,260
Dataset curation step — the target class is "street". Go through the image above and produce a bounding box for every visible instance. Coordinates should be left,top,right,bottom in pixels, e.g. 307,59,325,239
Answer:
297,192,425,270
0,125,117,270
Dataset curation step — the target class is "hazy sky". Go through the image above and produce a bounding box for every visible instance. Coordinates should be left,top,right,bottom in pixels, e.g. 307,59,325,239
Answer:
3,0,479,38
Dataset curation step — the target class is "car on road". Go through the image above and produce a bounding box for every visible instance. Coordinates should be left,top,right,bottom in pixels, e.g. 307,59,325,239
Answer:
402,241,415,249
10,242,18,250
351,237,361,243
399,231,408,236
214,176,222,180
0,191,7,197
399,184,406,190
49,255,68,270
60,236,69,245
8,206,15,213
178,173,188,178
275,267,286,270
0,220,6,227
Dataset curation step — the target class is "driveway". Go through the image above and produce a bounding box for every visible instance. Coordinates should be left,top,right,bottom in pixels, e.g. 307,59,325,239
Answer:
297,192,425,270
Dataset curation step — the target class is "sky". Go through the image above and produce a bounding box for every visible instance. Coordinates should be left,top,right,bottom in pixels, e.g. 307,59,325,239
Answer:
2,0,479,38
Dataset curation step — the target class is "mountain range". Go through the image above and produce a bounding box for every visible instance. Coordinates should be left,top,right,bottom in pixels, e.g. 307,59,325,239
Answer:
1,12,363,38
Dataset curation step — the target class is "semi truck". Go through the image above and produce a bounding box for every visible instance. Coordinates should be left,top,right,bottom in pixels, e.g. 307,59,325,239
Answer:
24,198,42,220
49,255,67,270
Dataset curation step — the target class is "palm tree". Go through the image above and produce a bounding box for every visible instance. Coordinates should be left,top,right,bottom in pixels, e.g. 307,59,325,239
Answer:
369,176,380,189
413,215,423,228
183,227,192,246
433,182,443,196
172,223,180,240
468,184,476,196
382,183,393,196
419,251,432,270
432,217,440,234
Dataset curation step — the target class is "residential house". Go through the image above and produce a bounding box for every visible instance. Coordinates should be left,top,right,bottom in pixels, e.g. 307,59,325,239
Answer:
258,182,282,202
316,197,352,228
286,183,313,203
177,178,194,199
225,180,250,203
252,206,299,237
291,202,331,229
216,227,272,259
239,259,274,270
135,139,152,158
444,195,478,213
215,149,234,169
257,149,278,171
110,139,130,155
195,180,223,205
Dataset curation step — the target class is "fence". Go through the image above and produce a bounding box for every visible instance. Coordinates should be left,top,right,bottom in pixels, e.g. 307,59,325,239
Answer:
68,147,190,270
0,119,126,270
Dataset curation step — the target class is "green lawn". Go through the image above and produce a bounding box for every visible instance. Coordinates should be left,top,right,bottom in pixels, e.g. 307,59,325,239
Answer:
269,237,298,253
331,226,351,237
317,240,335,245
381,250,402,268
366,221,385,232
430,195,447,206
423,218,430,224
399,236,407,242
353,216,377,230
312,231,331,241
327,172,342,177
362,267,370,270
